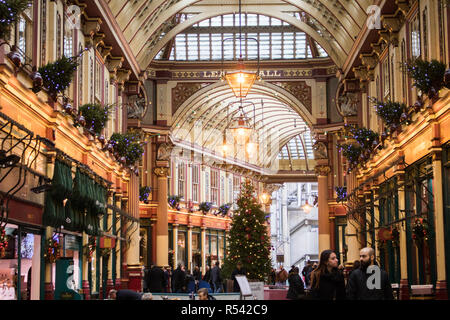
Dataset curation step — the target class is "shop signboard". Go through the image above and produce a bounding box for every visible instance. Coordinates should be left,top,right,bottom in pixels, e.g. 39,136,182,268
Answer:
55,258,82,300
99,236,116,249
64,235,79,251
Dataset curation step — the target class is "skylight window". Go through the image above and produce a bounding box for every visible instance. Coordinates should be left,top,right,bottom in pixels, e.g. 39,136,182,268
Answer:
154,13,329,61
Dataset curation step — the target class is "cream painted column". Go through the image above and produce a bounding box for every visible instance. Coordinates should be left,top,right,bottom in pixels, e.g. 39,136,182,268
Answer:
187,226,193,271
154,167,170,267
431,149,448,299
173,224,179,267
44,227,54,299
346,173,360,264
315,165,331,254
396,169,410,299
201,227,206,275
364,190,373,247
114,194,122,283
106,192,114,293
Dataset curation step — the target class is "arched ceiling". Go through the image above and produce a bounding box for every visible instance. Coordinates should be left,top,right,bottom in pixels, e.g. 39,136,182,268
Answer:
170,81,315,169
106,0,370,69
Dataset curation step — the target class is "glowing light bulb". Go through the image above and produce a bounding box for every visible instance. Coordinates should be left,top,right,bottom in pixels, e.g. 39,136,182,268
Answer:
237,72,245,83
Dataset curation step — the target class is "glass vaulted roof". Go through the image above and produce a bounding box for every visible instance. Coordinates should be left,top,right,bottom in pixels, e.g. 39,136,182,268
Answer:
154,13,328,61
277,131,315,160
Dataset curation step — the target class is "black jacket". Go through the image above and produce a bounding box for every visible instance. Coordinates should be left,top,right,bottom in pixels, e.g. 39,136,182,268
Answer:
203,269,211,283
146,266,166,293
309,269,346,300
286,273,305,300
346,267,394,300
193,269,201,281
231,268,247,292
116,289,143,300
172,267,186,292
211,266,222,284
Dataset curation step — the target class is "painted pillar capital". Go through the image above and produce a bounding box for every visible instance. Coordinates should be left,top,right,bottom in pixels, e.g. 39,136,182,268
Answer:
154,167,170,177
314,165,331,177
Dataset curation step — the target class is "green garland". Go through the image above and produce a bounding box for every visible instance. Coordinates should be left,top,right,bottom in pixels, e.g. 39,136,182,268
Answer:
337,143,362,172
78,103,111,135
405,58,447,99
371,99,408,128
0,0,30,40
38,56,79,100
199,201,213,214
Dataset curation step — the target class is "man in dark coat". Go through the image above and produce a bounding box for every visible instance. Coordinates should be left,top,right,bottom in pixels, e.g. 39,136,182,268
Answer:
109,289,142,300
346,247,394,300
193,266,201,281
146,265,166,293
302,261,312,287
231,261,246,292
286,267,305,300
171,264,186,293
211,261,223,293
203,265,211,284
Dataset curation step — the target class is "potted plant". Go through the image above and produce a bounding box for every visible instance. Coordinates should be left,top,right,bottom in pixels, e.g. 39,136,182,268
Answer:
370,99,408,133
337,143,362,173
38,55,79,101
44,237,61,263
139,186,151,203
199,201,213,215
218,203,232,216
335,187,347,202
405,58,447,101
78,103,112,135
0,0,30,41
108,132,144,167
168,195,181,210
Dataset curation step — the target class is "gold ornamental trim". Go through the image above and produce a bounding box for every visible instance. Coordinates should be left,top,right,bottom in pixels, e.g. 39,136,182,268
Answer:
314,165,331,176
154,167,170,177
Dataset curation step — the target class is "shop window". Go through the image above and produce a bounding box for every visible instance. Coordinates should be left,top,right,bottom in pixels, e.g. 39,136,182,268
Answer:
382,57,390,99
0,225,41,300
438,0,446,63
57,14,62,59
218,233,224,262
192,164,199,202
220,176,225,206
401,40,407,104
233,176,241,210
191,232,201,268
95,59,102,102
177,232,186,267
405,159,437,285
205,171,209,202
78,43,84,108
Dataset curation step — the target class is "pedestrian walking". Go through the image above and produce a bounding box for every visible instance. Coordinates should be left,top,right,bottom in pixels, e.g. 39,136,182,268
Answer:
302,261,313,288
275,265,288,286
231,261,246,292
309,250,346,300
346,247,394,300
211,261,223,293
286,267,305,300
172,264,186,293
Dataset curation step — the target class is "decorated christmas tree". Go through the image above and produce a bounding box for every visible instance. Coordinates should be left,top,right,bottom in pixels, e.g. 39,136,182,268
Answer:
222,179,272,282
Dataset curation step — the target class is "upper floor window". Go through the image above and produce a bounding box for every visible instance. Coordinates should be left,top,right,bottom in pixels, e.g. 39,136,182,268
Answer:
15,4,33,64
410,13,421,59
192,164,199,202
422,7,428,61
211,170,219,206
178,163,185,199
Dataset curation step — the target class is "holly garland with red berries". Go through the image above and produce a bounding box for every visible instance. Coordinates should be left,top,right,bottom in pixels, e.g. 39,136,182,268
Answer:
222,180,272,282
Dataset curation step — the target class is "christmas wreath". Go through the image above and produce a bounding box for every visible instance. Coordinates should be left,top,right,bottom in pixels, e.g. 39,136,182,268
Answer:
84,236,96,263
412,218,429,243
44,237,61,263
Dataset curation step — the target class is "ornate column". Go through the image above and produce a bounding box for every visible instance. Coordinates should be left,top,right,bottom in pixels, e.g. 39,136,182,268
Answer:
154,167,170,267
396,167,410,300
201,227,206,276
315,164,331,254
44,227,54,300
431,148,448,299
346,172,360,264
81,233,90,300
114,194,122,290
187,225,193,272
125,174,143,292
173,224,179,268
106,192,114,297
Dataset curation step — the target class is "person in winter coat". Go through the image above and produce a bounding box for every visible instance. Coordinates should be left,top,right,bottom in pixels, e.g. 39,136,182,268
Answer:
309,250,346,300
145,265,166,293
302,261,313,288
286,267,305,300
231,261,247,292
203,265,211,283
171,264,186,293
211,261,223,293
346,247,394,300
275,265,288,286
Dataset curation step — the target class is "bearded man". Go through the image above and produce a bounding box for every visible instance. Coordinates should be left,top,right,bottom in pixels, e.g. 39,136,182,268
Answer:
346,247,394,300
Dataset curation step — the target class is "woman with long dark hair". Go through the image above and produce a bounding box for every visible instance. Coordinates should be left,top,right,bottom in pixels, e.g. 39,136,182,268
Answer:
309,250,346,300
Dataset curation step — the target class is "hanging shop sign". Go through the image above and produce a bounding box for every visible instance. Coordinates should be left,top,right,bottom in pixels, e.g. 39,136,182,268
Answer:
378,228,392,241
99,236,116,249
